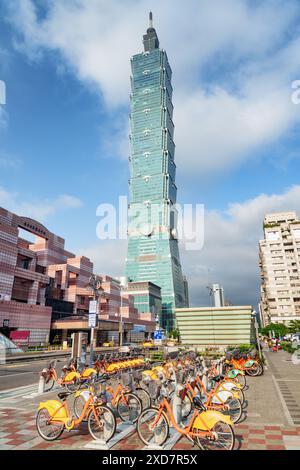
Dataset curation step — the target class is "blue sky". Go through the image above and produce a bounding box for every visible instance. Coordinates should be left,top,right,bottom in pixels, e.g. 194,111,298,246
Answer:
1,0,300,308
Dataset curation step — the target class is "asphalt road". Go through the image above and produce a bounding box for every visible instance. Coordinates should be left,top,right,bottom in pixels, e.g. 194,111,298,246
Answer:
0,347,121,392
0,357,69,391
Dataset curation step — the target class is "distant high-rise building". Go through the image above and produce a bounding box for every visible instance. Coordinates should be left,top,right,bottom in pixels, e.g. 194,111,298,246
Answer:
259,211,300,326
125,13,188,331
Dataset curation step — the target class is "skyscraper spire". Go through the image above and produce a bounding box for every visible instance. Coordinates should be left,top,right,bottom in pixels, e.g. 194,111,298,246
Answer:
143,11,159,51
149,11,153,28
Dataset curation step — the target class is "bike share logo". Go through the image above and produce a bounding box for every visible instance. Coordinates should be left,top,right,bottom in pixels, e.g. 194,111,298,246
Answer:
0,80,6,106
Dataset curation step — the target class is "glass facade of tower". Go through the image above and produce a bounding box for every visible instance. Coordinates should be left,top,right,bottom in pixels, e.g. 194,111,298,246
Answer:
125,22,187,331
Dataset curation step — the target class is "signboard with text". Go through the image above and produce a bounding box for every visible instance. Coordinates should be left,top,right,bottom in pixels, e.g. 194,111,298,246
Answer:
88,314,97,328
89,300,97,314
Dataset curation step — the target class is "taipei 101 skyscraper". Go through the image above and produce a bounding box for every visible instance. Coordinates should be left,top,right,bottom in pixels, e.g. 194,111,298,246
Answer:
125,13,188,331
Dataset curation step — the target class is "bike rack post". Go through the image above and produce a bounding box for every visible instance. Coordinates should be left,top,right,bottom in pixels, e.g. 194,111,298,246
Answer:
202,367,208,390
38,372,45,394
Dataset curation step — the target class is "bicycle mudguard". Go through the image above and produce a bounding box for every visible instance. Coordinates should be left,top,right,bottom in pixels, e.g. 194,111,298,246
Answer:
193,410,233,430
38,400,68,422
82,368,97,378
64,371,81,382
218,381,242,391
75,390,90,400
227,369,244,378
152,366,164,373
244,359,255,367
142,370,158,380
211,390,232,404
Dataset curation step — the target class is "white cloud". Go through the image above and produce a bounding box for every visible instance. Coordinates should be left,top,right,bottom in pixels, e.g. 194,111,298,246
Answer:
182,185,300,307
80,239,127,278
0,186,83,221
4,0,300,174
79,186,300,307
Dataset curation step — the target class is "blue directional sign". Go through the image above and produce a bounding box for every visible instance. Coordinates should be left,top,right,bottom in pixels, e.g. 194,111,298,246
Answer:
154,330,163,340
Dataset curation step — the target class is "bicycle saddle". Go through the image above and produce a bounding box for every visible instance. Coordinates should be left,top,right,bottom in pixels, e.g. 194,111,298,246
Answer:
192,396,206,411
211,375,224,382
58,391,72,401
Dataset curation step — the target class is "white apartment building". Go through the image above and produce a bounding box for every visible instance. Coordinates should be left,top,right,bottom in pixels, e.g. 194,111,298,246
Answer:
259,211,300,326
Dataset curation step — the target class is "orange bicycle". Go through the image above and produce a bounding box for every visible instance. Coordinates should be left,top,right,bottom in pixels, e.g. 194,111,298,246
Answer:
105,372,142,423
36,380,116,442
177,374,242,424
137,393,234,450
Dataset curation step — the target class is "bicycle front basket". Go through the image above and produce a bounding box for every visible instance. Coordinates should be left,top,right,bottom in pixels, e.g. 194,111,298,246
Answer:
148,380,161,400
121,372,133,388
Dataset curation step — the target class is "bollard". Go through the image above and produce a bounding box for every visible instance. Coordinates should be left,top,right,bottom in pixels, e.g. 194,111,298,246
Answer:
38,373,46,394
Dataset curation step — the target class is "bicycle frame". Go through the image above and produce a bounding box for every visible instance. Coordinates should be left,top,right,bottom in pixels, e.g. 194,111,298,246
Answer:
106,382,129,407
150,398,228,439
181,378,230,413
40,391,101,432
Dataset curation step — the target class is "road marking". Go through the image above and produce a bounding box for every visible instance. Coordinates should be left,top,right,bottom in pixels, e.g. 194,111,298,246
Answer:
0,372,33,378
271,374,294,426
0,383,37,395
277,379,300,382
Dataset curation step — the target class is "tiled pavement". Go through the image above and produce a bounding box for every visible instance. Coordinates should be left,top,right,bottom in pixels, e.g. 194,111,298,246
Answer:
1,407,300,450
1,350,300,450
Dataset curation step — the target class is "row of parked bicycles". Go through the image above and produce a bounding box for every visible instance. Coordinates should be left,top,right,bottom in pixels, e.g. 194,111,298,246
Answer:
36,347,264,450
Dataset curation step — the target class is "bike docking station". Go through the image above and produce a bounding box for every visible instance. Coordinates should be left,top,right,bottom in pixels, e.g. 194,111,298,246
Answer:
84,420,136,450
84,413,136,451
84,398,136,450
143,388,190,451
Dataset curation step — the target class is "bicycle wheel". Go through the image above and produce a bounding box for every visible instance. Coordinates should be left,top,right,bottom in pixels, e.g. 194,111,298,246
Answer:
232,387,245,406
135,387,151,410
180,393,193,419
246,363,260,377
88,405,116,442
137,407,169,447
220,396,242,424
117,392,142,423
233,373,246,390
44,377,55,393
36,408,64,441
65,378,81,392
196,421,235,450
73,394,88,421
257,362,264,376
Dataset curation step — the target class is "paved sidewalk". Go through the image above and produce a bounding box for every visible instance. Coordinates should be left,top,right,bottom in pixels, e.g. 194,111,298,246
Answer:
0,350,300,450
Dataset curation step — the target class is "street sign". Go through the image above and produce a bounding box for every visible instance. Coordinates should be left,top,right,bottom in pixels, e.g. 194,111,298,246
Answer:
154,330,163,345
89,300,97,314
3,319,9,328
154,330,163,340
88,314,97,328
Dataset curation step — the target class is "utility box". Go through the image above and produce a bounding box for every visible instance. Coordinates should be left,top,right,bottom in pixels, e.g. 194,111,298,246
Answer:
71,332,88,363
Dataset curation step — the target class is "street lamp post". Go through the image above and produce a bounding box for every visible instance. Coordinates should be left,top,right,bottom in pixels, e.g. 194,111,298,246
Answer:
252,309,262,360
88,275,104,367
119,278,128,347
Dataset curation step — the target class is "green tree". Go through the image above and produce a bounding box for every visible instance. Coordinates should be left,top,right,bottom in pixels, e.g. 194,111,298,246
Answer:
169,329,180,340
260,322,289,338
288,320,300,333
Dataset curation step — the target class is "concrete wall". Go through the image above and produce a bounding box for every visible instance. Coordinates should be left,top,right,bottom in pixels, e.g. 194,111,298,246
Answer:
175,306,253,347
